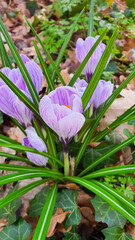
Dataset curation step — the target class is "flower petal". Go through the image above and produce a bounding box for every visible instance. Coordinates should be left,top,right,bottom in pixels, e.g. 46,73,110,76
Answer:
58,112,85,143
25,127,47,152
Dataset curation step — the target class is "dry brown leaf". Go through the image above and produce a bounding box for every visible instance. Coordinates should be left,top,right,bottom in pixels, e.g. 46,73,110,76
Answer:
77,191,93,209
57,223,72,233
89,142,101,148
0,218,8,232
47,208,71,237
60,69,70,85
99,89,135,137
0,147,16,164
7,127,25,143
59,183,79,190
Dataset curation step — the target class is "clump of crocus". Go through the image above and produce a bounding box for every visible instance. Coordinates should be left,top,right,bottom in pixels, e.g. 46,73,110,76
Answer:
75,36,111,82
22,127,48,166
0,54,43,127
73,78,114,112
39,86,85,149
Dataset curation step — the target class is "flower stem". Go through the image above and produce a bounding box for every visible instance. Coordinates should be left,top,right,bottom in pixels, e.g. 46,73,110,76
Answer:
64,152,69,176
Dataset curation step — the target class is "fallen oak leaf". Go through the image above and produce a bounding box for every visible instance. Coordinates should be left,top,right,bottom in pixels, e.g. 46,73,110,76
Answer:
47,208,71,237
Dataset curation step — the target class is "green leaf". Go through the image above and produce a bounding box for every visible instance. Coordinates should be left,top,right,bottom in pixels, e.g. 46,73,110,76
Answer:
84,164,135,179
0,34,12,68
29,185,50,217
0,111,3,124
128,119,135,125
102,226,133,240
79,135,135,177
32,183,57,240
0,179,49,210
81,142,118,171
0,163,62,176
65,176,135,225
53,8,85,81
88,0,94,37
25,17,65,86
33,40,55,91
55,189,81,229
0,217,31,240
63,229,81,240
26,0,38,16
0,20,40,106
92,180,135,212
0,142,63,167
91,105,135,142
0,185,21,224
0,171,60,187
91,195,126,228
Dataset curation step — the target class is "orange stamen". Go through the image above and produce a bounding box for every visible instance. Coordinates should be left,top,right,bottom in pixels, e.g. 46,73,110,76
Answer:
64,104,70,109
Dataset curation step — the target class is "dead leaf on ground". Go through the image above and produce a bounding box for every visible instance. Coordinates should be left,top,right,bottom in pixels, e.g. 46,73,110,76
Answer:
99,89,135,137
58,183,79,190
0,218,8,232
7,127,25,143
60,68,71,85
0,146,16,164
77,191,93,209
47,208,71,237
128,224,135,240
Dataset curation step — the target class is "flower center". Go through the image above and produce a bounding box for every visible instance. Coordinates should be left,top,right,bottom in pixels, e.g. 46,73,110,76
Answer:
64,105,70,109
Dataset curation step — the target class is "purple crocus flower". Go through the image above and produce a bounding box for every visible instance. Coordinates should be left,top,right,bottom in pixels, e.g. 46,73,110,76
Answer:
92,80,114,110
73,78,113,111
39,86,85,148
22,126,48,166
75,36,111,82
0,54,43,127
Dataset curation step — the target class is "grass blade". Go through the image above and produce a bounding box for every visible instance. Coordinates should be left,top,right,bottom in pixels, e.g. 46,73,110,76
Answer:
33,40,55,91
84,165,135,179
92,180,135,211
10,117,26,135
91,105,135,142
0,172,61,186
0,163,62,176
53,9,85,81
65,176,135,225
0,142,63,167
25,17,65,86
79,135,135,176
88,0,94,37
0,179,49,210
0,20,40,105
0,34,12,68
0,152,29,163
75,69,135,169
32,183,58,240
68,28,108,87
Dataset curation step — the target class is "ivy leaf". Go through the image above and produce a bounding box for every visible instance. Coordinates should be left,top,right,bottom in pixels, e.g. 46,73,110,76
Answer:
0,111,3,124
63,232,81,240
0,217,31,240
0,185,21,224
29,185,50,217
55,190,81,229
81,142,118,171
63,226,81,240
102,226,133,240
91,196,126,228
